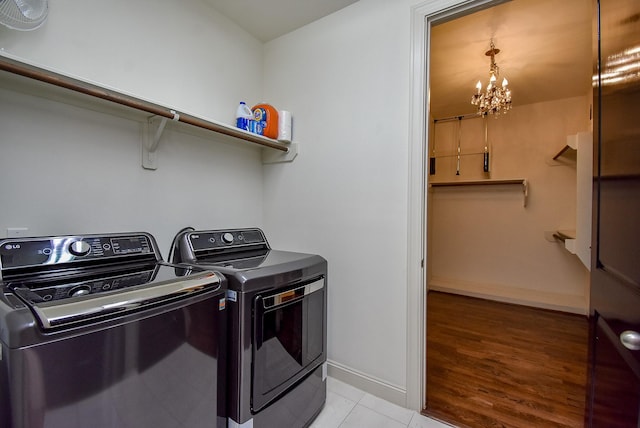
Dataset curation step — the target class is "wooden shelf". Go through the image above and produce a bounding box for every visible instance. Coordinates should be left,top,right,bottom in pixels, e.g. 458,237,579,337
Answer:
552,131,583,163
429,178,529,207
552,144,577,161
553,229,576,242
553,132,593,270
0,54,296,169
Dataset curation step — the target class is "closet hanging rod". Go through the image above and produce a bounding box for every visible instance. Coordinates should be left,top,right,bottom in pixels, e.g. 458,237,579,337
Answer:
0,55,289,152
433,113,480,123
429,178,526,187
432,151,486,158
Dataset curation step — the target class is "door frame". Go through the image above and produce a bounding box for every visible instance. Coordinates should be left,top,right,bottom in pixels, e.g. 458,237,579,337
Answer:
406,0,505,411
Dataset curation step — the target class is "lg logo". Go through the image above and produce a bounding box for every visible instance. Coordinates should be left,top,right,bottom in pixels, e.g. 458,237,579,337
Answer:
4,244,20,250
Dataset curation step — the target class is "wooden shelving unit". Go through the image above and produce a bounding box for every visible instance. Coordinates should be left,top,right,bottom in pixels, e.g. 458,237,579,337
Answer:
429,178,529,207
550,131,593,269
0,54,297,169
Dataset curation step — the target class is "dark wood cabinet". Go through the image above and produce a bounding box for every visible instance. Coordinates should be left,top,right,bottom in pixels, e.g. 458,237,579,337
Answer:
586,0,640,426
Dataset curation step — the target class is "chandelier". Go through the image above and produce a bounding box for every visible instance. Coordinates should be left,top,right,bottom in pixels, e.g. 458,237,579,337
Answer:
471,40,512,116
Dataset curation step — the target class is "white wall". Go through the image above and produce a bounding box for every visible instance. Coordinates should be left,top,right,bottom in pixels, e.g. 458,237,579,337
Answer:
429,96,591,314
0,88,264,253
0,0,419,406
0,0,266,253
0,0,263,122
261,0,415,400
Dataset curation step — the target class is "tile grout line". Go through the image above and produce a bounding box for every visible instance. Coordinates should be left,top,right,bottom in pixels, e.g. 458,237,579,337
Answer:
329,394,450,427
339,394,415,427
329,383,365,428
336,400,357,428
329,380,454,428
357,393,416,426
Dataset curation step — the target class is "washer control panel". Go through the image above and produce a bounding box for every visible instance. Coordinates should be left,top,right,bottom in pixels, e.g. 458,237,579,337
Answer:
188,228,267,252
0,233,156,271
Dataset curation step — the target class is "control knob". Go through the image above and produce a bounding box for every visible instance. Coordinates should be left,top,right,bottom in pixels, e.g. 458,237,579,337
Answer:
69,240,91,257
222,233,234,244
69,285,91,297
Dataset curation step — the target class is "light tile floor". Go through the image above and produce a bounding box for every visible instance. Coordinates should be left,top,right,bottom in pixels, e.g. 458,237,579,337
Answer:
312,377,455,428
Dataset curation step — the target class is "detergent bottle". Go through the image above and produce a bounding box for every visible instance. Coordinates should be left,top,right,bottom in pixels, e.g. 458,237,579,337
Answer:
252,103,279,139
235,102,253,131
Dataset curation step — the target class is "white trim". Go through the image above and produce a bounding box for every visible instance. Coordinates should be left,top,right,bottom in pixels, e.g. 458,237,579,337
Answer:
228,418,253,428
405,0,428,413
327,359,406,407
406,0,503,412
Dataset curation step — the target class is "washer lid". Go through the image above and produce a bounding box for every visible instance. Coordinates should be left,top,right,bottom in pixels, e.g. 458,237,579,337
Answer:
21,269,222,330
195,249,317,271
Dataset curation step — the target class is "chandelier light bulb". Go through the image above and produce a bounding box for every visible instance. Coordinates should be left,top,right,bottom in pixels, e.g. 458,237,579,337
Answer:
502,78,508,87
476,81,482,93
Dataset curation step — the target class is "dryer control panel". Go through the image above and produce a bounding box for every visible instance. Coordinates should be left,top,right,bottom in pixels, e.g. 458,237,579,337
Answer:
188,228,268,252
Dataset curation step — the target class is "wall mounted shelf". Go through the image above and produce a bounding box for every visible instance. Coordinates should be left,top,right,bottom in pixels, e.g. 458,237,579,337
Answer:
552,229,576,242
551,132,581,163
429,178,529,207
0,54,296,169
557,132,592,269
552,144,577,162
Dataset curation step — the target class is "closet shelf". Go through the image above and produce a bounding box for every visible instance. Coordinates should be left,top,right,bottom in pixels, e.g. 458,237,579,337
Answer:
429,178,529,207
553,229,581,258
552,132,583,162
551,131,593,270
0,54,295,169
553,145,577,161
553,229,576,242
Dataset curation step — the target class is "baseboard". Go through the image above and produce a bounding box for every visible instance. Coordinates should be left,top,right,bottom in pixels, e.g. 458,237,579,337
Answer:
326,359,407,408
429,277,589,315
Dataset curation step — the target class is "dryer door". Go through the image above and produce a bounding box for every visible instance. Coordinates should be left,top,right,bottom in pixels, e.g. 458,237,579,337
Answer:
251,277,326,412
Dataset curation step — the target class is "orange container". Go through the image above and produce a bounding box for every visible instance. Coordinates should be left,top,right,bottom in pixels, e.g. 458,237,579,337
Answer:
252,103,279,139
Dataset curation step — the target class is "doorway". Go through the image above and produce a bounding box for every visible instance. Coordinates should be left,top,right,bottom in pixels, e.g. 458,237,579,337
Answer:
408,0,593,424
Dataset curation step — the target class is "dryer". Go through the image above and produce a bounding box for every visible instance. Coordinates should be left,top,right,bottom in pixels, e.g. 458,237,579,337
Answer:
171,228,327,428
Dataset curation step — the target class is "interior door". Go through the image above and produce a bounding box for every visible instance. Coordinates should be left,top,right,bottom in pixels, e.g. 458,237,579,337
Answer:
587,0,640,426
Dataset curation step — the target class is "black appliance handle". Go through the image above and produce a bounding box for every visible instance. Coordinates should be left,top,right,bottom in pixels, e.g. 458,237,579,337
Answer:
27,271,221,329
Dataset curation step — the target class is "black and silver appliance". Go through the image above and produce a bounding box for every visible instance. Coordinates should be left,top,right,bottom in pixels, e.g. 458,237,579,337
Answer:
0,232,228,428
171,228,327,428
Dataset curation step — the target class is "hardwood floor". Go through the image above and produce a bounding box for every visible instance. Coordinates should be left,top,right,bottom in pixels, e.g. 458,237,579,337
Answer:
423,291,589,428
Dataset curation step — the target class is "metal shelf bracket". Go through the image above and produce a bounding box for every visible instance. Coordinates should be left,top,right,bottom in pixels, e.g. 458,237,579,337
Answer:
142,110,180,170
